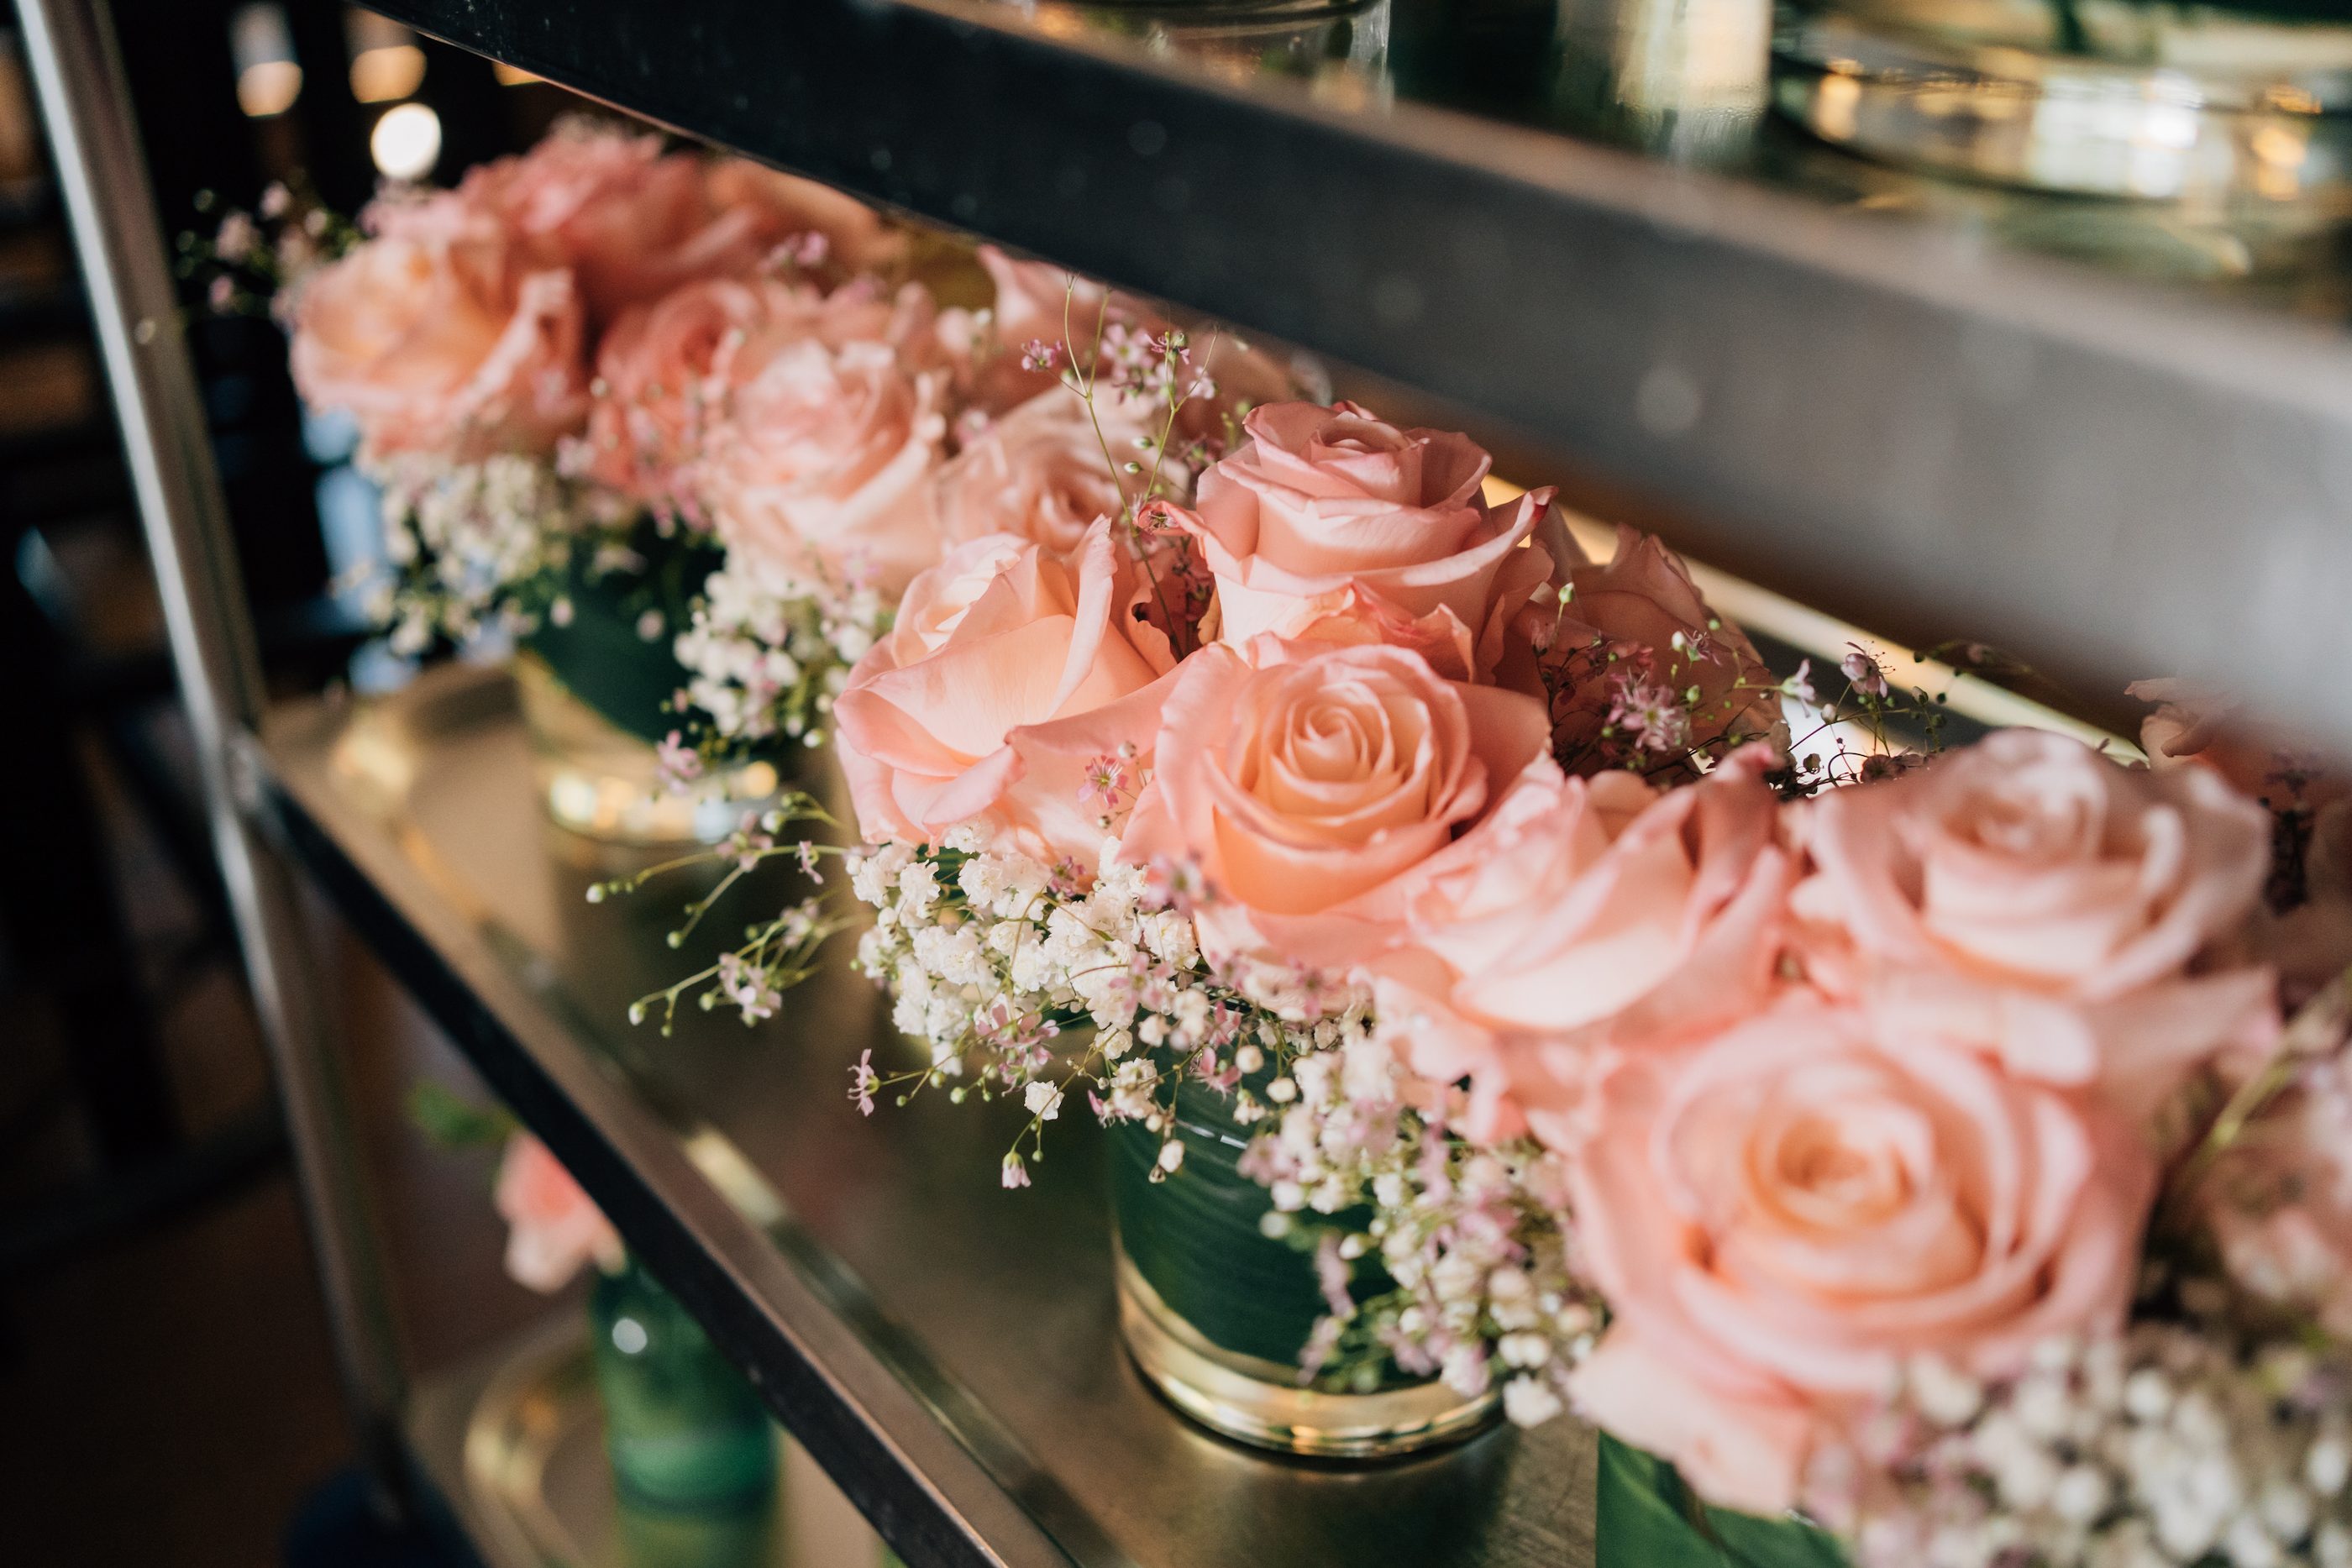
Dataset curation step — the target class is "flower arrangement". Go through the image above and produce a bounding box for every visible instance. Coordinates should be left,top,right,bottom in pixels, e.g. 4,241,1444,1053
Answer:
275,123,2352,1565
253,120,1304,770
628,317,2352,1554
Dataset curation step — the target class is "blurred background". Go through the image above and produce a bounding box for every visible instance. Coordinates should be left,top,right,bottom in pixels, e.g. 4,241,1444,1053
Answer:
0,10,599,1562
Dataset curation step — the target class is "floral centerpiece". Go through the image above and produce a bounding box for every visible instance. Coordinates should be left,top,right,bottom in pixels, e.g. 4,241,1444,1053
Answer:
635,307,2352,1556
246,117,1303,845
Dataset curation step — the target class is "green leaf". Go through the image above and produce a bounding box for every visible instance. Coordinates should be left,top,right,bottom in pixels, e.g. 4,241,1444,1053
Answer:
407,1081,517,1150
1596,1434,1847,1568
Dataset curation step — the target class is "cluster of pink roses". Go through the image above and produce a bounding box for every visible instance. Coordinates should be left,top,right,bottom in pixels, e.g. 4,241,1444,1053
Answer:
290,121,898,493
832,393,2346,1526
288,118,1294,623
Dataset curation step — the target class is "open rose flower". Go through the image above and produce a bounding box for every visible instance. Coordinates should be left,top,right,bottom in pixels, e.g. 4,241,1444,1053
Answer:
2202,1050,2352,1340
934,389,1139,555
2132,678,2352,1004
701,337,948,598
1117,638,1551,968
1378,744,1795,1146
459,121,769,326
1178,403,1557,674
943,245,1294,435
289,199,589,463
835,521,1176,868
1569,997,2154,1516
1793,727,2274,1107
1543,525,1781,774
703,158,910,275
494,1133,622,1293
575,275,794,514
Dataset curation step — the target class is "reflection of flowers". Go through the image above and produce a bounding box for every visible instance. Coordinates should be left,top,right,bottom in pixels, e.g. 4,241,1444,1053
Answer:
494,1135,622,1293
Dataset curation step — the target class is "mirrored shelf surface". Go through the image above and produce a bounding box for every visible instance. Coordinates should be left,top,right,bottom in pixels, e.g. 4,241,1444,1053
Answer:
254,663,1599,1568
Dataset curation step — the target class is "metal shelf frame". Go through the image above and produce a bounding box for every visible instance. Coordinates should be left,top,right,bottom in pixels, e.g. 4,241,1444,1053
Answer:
365,0,2352,746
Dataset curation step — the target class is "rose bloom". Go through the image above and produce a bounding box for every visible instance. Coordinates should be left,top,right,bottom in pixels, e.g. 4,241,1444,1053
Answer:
1117,637,1551,968
701,336,948,597
835,522,1177,868
289,197,589,463
1543,525,1781,774
459,121,769,326
1568,997,2155,1516
2131,678,2352,1004
2203,1061,2352,1341
1378,744,1794,1146
932,389,1137,556
576,275,794,513
494,1134,622,1293
946,245,1294,432
702,158,910,275
1792,727,2275,1104
1179,402,1558,671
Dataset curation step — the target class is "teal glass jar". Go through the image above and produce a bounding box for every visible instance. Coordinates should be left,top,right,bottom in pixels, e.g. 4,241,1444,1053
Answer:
1107,1078,1499,1458
588,1258,778,1513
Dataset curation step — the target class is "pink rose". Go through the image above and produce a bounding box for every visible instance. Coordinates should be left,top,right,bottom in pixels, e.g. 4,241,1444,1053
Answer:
2203,1059,2352,1340
1378,744,1795,1146
459,122,766,326
931,388,1168,559
1179,402,1557,668
494,1134,622,1293
1792,728,2275,1107
288,200,589,463
835,521,1176,868
729,274,946,370
701,335,948,597
2131,678,2352,1005
1117,638,1551,968
702,158,909,275
1568,997,2154,1515
946,246,1296,435
1542,526,1782,774
576,275,794,515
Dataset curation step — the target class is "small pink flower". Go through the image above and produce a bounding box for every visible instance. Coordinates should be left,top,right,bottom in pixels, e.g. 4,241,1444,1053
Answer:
1078,753,1132,811
1840,642,1889,700
1313,1233,1354,1320
655,731,704,793
1000,1153,1032,1189
1604,669,1691,755
214,211,258,264
1018,338,1060,374
848,1048,878,1117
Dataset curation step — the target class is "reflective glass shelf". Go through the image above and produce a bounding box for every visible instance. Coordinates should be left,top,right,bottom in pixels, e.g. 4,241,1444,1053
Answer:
254,663,1599,1568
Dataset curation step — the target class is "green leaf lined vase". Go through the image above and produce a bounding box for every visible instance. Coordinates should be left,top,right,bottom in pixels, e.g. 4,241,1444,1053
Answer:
1108,1077,1499,1458
1597,1432,1850,1568
516,533,781,845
